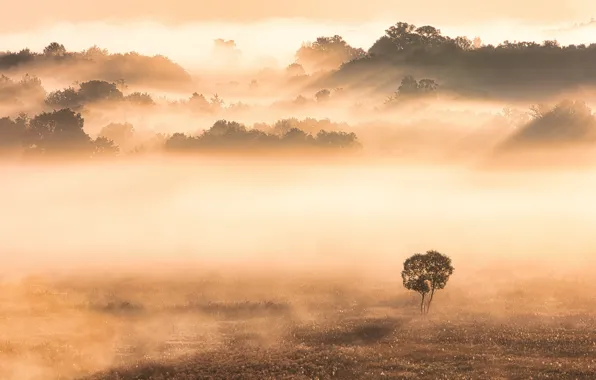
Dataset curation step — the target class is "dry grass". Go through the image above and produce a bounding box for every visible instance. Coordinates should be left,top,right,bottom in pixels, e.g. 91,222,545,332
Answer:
1,269,595,380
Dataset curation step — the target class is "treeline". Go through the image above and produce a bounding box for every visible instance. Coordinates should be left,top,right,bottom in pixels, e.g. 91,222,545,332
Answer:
3,24,596,101
1,99,595,160
0,108,361,159
0,74,46,106
0,109,118,158
500,100,596,149
298,22,596,98
0,43,191,88
46,79,154,110
0,74,352,114
165,120,360,153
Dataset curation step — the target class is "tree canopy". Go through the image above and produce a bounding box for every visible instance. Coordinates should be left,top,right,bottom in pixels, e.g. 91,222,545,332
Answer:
402,250,454,314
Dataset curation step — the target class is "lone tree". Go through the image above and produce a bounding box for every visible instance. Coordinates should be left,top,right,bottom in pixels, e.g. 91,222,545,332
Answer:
401,250,454,314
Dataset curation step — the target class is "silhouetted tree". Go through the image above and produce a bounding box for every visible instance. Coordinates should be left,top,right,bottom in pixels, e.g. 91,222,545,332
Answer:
315,130,361,149
0,74,45,104
398,75,420,96
402,250,454,314
273,119,297,135
83,45,109,60
502,100,596,149
43,42,67,57
281,128,315,146
162,119,362,154
209,94,224,112
286,63,306,77
418,79,439,93
0,114,27,150
326,20,596,99
25,108,91,155
164,133,198,151
125,92,154,106
315,89,331,102
1,44,188,88
45,87,81,110
296,35,365,71
188,92,211,112
78,80,123,103
200,120,261,148
92,136,119,157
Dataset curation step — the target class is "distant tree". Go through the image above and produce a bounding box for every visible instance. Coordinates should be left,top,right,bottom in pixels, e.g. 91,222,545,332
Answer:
0,74,45,104
397,75,419,95
209,94,224,112
315,130,361,149
78,80,123,103
83,45,109,60
45,87,81,110
273,118,298,135
18,74,45,99
188,92,211,112
43,42,67,57
281,128,315,146
296,35,365,71
315,89,331,103
25,108,91,155
502,100,596,148
417,79,439,94
286,63,306,77
204,119,246,138
384,22,417,49
453,36,473,51
125,92,154,106
91,136,119,157
542,40,560,49
402,250,454,314
164,132,198,151
0,115,27,150
388,76,439,104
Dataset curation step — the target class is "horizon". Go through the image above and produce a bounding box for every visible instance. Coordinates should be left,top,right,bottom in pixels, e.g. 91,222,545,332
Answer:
2,18,596,69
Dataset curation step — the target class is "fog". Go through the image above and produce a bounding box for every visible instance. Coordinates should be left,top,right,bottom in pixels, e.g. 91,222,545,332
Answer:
4,18,596,71
3,12,596,380
2,157,596,275
2,157,596,379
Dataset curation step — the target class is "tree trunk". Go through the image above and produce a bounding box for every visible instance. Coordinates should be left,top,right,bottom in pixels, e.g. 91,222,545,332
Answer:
426,288,435,315
420,293,426,314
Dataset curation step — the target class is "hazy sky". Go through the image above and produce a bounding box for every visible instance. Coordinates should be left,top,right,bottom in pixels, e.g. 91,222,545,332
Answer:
2,0,595,29
1,1,596,67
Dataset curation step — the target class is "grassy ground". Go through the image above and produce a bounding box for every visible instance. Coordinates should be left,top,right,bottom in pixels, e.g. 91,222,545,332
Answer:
83,314,596,380
1,270,595,380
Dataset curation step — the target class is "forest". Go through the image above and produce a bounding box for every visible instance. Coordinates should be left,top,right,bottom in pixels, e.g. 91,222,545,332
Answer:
1,22,596,162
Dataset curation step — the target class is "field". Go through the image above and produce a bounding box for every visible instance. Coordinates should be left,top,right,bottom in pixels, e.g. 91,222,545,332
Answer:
2,161,596,380
1,265,595,380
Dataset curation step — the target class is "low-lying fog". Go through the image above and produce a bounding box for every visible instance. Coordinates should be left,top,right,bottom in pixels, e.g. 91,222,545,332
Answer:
2,158,595,277
2,158,596,380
